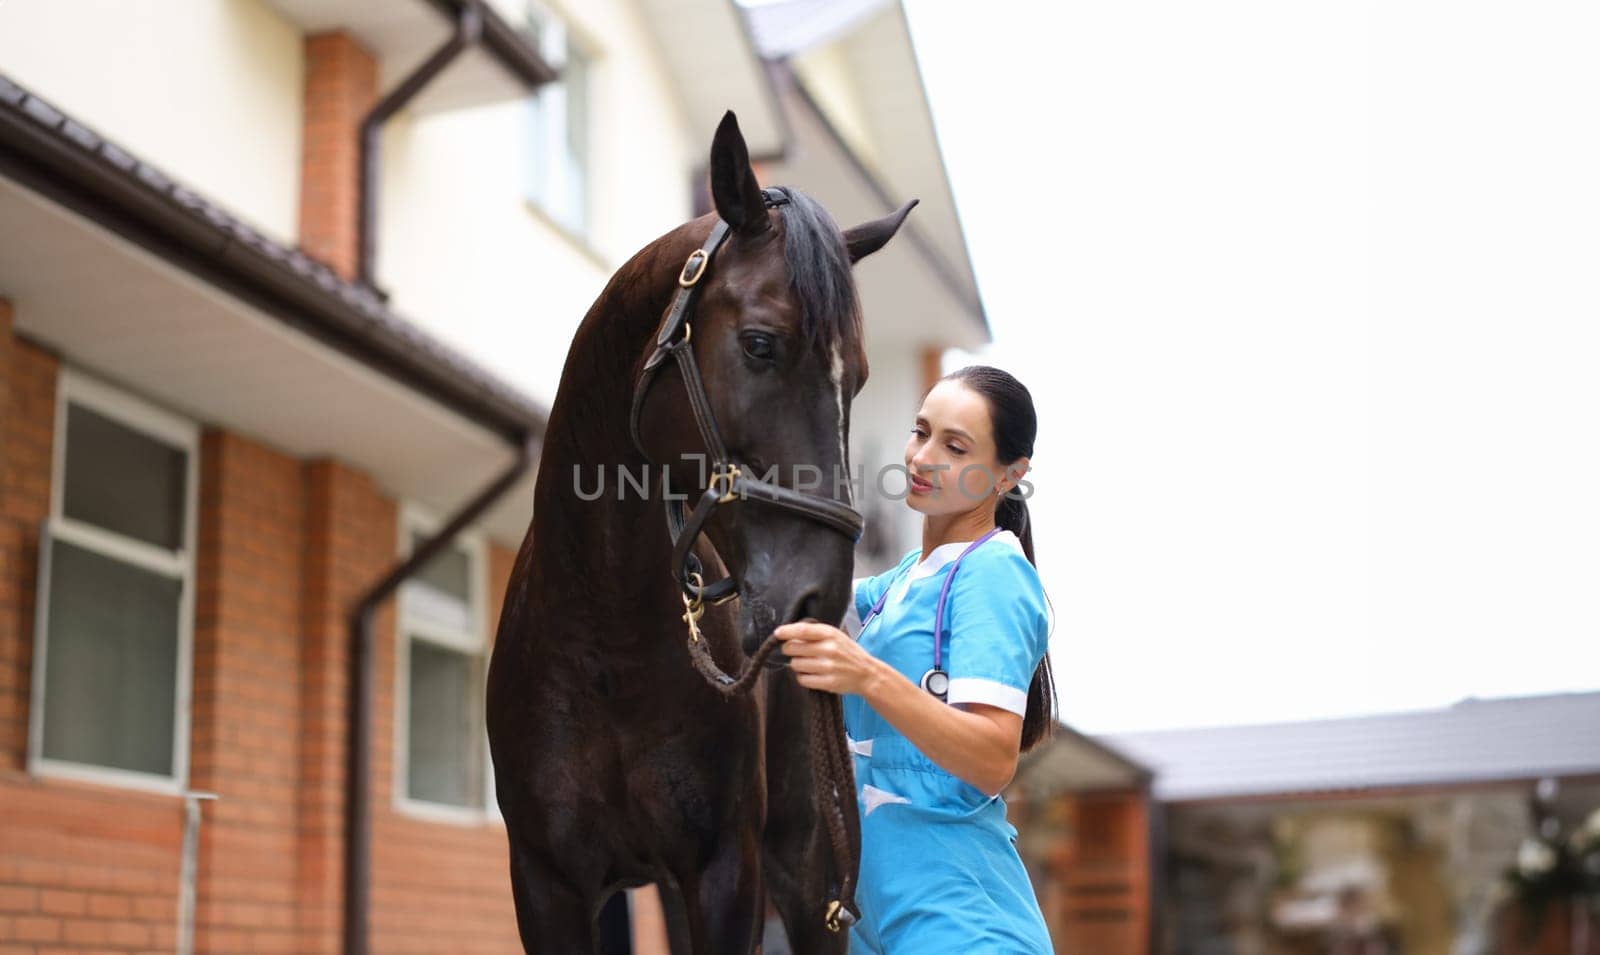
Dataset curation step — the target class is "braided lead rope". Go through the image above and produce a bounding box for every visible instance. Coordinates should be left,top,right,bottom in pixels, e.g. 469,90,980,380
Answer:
810,691,860,931
679,590,860,932
683,625,782,696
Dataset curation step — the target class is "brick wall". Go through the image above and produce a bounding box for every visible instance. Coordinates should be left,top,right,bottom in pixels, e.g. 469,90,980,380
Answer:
0,782,183,952
295,459,381,954
299,31,376,281
920,343,945,399
366,538,520,954
1,307,527,952
1010,787,1152,953
0,298,54,771
0,303,184,953
190,431,306,953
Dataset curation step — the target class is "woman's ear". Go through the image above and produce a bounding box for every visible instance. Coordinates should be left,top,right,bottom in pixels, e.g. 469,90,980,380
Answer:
998,458,1030,497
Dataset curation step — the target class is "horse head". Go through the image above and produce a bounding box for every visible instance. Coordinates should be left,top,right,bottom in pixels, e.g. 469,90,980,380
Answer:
632,110,917,660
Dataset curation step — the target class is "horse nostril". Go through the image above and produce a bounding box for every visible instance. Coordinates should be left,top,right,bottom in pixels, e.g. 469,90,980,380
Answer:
787,590,822,625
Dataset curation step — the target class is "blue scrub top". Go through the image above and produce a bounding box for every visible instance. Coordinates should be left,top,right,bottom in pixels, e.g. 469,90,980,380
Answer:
840,530,1054,953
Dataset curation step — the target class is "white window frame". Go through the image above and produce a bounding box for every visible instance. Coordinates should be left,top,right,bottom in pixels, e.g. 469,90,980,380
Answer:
392,504,498,824
523,1,596,242
28,368,199,795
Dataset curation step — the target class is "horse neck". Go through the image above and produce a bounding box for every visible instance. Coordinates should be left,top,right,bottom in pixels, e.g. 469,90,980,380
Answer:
530,230,694,596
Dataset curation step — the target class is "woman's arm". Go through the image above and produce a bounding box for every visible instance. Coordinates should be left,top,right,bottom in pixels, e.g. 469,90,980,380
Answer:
773,621,1023,796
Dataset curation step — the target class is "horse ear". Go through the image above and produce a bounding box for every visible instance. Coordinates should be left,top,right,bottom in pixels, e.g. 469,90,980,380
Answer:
843,199,919,264
708,111,770,236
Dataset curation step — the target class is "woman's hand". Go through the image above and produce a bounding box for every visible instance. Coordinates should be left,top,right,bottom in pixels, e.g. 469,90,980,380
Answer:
775,620,1024,795
772,621,882,696
776,620,1022,795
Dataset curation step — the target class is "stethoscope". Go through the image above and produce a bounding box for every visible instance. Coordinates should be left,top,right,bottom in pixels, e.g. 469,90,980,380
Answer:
857,527,1003,701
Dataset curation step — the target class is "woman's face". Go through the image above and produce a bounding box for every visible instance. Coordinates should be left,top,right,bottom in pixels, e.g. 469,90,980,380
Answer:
902,379,1027,517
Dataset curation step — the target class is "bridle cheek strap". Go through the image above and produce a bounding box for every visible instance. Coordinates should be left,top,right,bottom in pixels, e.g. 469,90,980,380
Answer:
628,194,864,606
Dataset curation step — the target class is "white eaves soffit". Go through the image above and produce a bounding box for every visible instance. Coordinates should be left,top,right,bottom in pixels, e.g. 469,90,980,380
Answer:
799,1,981,305
743,0,987,349
0,176,536,546
760,65,986,352
636,0,787,157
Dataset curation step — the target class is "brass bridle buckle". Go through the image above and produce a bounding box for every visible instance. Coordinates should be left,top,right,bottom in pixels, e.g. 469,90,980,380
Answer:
708,463,742,504
678,248,710,287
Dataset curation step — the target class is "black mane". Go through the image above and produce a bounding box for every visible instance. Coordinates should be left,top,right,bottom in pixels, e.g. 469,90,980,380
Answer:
767,186,862,360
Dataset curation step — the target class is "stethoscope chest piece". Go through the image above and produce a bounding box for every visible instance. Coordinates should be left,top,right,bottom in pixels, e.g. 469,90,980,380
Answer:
859,527,1004,704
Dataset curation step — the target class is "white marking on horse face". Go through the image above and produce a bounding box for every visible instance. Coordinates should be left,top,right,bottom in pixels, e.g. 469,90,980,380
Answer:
829,342,851,505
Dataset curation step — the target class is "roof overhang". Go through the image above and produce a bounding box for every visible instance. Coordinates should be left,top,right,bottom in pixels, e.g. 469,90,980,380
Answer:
0,178,536,545
758,62,987,351
0,73,542,545
1013,723,1155,798
742,0,988,346
1103,692,1600,804
262,0,557,115
1160,772,1600,809
636,0,789,158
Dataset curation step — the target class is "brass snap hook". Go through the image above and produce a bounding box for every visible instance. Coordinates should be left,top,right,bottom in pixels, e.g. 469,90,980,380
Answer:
825,900,844,933
681,572,707,643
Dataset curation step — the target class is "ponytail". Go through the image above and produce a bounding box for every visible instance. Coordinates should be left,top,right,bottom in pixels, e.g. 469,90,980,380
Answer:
995,488,1033,564
996,489,1056,752
947,363,1056,753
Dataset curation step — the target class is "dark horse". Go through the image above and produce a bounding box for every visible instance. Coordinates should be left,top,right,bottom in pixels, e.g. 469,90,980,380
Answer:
486,111,917,954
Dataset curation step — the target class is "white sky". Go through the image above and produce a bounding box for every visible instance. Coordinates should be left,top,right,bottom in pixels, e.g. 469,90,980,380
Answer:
902,1,1600,733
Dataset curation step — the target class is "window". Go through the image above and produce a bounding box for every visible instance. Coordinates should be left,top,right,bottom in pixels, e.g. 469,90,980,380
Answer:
395,509,494,818
29,371,198,791
524,2,593,237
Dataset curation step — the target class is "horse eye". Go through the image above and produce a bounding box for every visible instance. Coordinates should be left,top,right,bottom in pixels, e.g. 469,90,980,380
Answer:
742,333,776,362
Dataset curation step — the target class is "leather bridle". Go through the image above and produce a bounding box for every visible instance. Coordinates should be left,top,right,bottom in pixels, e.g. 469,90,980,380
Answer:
628,187,866,611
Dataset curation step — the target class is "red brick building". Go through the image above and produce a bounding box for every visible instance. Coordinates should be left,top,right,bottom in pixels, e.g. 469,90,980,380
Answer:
0,12,551,951
2,333,528,953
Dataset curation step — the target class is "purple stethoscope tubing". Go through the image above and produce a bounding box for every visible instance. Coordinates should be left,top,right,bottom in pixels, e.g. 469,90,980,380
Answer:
931,526,1002,670
858,527,1003,695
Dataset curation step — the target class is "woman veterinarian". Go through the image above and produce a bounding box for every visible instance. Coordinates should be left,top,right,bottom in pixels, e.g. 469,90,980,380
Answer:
774,364,1057,953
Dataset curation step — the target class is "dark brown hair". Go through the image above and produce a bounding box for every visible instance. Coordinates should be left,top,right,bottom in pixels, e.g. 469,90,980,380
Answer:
942,364,1057,751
